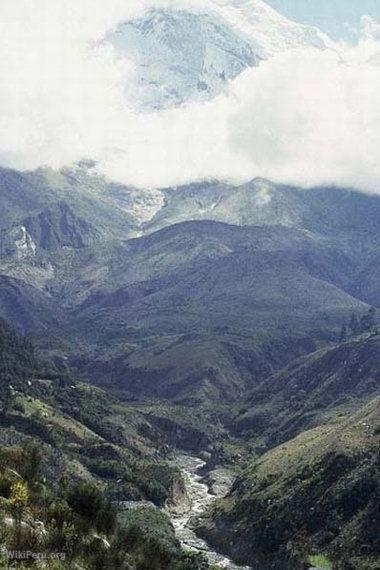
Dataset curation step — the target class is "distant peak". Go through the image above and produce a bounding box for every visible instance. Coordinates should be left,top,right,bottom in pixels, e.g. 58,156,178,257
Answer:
212,0,289,20
106,0,328,112
249,177,276,188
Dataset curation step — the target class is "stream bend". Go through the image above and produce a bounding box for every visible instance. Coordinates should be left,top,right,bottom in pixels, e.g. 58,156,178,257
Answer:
170,454,251,570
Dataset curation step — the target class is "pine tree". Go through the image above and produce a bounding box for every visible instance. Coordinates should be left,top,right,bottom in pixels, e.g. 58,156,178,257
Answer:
360,306,376,332
349,313,360,336
339,324,347,343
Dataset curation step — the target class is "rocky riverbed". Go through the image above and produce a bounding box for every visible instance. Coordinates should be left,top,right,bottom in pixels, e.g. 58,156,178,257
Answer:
169,454,251,570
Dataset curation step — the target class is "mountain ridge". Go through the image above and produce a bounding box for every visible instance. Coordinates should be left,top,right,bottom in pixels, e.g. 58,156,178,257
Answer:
1,166,379,402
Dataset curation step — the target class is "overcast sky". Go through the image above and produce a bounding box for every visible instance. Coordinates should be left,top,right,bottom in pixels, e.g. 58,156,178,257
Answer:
0,0,379,192
266,0,380,41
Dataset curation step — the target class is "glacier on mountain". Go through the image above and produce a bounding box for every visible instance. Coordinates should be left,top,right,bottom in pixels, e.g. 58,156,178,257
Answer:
106,0,330,111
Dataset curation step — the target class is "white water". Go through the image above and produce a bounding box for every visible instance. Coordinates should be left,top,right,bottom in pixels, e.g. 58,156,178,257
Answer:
170,454,251,570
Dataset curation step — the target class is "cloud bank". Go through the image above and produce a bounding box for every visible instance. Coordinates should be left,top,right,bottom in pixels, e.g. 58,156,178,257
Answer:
0,0,379,192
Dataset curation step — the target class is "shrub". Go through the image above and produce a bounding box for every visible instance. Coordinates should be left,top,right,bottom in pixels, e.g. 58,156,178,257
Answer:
67,482,117,534
0,473,14,499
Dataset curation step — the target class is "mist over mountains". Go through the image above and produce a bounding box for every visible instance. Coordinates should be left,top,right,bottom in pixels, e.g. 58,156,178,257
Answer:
0,2,379,569
0,0,379,189
106,0,328,110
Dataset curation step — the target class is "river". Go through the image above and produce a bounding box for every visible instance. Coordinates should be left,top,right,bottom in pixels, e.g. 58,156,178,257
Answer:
169,454,251,570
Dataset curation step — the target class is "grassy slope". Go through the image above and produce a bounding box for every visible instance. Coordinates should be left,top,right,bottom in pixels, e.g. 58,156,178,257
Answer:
0,166,137,237
0,319,220,568
63,221,372,403
234,334,380,448
199,399,380,569
0,319,186,506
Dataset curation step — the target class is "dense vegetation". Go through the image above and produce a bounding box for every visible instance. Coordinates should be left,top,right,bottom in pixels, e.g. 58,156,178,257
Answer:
196,332,380,569
0,318,187,504
0,319,213,569
234,332,380,448
0,441,210,569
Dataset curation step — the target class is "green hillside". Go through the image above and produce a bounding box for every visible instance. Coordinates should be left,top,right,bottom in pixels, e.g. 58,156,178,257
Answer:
1,167,379,404
234,333,380,447
198,399,380,569
0,318,213,569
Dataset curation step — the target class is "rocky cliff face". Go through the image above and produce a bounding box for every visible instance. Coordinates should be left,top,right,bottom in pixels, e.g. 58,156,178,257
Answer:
0,226,37,260
23,202,100,250
1,203,99,260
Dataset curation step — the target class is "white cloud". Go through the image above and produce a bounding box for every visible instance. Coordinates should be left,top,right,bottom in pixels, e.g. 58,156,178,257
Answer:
228,48,380,191
0,1,379,193
360,15,380,42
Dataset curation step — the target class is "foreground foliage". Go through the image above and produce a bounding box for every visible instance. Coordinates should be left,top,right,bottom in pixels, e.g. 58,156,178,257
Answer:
0,319,209,568
0,441,209,569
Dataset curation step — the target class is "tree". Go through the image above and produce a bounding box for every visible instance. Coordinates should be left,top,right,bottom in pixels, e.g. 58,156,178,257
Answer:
9,481,29,519
67,482,116,533
9,480,29,547
360,306,376,332
339,324,347,343
1,385,16,415
349,313,360,336
22,441,42,488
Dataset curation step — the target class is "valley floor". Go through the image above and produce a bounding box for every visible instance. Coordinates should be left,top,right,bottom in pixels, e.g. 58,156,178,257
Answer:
169,454,251,570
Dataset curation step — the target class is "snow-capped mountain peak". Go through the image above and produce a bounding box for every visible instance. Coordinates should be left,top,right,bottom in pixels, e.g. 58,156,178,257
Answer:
106,0,331,111
108,6,261,111
212,0,329,55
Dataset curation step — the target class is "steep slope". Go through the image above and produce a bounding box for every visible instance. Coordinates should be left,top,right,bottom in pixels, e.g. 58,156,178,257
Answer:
199,399,380,569
66,221,371,402
0,165,160,242
211,0,328,55
352,253,380,307
234,334,380,447
110,8,260,110
0,318,185,506
0,274,59,332
107,0,328,110
0,165,159,332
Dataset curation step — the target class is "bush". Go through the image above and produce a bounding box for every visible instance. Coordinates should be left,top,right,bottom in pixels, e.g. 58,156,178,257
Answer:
0,473,13,499
117,507,208,570
67,482,117,534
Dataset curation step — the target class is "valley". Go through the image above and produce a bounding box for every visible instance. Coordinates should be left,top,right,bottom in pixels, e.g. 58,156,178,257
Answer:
0,164,378,568
1,166,379,404
0,0,379,567
198,399,380,569
169,454,250,569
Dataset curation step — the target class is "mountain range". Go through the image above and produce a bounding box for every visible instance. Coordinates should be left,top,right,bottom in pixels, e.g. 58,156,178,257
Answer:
0,1,379,568
0,166,378,404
